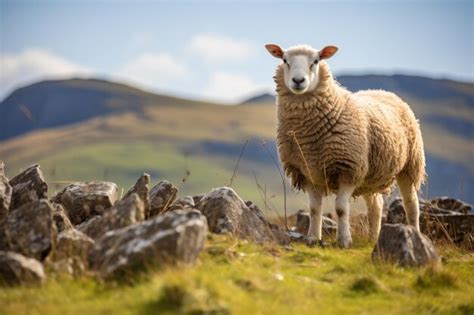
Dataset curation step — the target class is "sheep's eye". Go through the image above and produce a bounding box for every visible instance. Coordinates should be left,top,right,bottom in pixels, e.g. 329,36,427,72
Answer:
314,59,319,65
283,59,287,64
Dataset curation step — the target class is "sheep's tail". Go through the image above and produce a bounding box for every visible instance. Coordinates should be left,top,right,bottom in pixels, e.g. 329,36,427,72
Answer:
403,119,426,191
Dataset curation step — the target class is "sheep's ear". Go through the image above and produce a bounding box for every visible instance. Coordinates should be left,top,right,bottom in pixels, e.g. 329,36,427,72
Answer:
319,46,338,60
265,44,284,59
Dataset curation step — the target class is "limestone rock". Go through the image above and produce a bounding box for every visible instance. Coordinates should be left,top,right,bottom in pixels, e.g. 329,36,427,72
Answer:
196,187,274,243
78,193,145,240
5,200,57,261
123,173,150,218
0,166,12,221
88,209,207,278
52,203,74,233
52,181,118,225
295,210,310,234
0,251,45,285
372,224,440,267
48,229,94,275
166,196,195,212
9,164,48,210
149,180,178,217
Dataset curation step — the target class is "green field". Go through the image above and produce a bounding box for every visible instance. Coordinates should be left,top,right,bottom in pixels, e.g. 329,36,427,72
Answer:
1,235,473,315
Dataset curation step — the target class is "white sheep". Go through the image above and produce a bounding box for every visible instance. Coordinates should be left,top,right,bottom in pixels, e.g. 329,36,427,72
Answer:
265,44,425,248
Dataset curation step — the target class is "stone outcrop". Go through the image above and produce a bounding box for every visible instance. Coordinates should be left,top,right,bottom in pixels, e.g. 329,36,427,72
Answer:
5,200,57,261
0,251,46,285
372,224,440,267
77,193,145,240
88,209,207,278
51,181,118,225
149,180,178,217
9,164,48,210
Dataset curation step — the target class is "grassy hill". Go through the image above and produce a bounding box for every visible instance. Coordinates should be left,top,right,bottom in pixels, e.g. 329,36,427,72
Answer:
0,76,473,214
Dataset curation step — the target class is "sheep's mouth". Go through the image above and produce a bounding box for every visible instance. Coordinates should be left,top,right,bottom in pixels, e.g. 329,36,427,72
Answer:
290,86,308,94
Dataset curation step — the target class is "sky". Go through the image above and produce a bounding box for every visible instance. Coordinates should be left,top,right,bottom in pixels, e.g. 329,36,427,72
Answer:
1,0,473,103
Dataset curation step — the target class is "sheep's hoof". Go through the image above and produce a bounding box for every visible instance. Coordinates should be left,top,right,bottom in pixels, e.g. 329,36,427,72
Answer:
337,237,352,249
318,240,329,248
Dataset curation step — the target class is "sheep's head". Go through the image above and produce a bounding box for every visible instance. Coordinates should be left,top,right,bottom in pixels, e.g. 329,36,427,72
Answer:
265,44,338,95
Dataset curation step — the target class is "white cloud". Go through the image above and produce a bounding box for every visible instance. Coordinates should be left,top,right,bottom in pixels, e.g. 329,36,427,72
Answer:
202,71,270,103
0,49,92,99
188,34,255,62
116,53,190,89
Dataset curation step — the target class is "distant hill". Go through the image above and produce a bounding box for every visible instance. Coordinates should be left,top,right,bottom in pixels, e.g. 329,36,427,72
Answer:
0,79,214,141
1,76,472,207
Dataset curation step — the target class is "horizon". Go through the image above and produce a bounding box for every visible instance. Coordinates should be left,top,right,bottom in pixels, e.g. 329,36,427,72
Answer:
1,0,473,102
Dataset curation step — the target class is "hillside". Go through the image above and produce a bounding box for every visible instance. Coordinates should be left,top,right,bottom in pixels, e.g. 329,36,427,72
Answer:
0,76,473,210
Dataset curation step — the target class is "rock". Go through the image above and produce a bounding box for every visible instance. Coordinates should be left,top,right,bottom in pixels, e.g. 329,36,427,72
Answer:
192,194,204,205
123,173,150,218
0,161,4,176
245,201,267,224
0,251,46,285
9,164,48,210
5,200,57,261
196,187,274,243
387,197,473,246
52,203,74,233
295,210,310,234
48,229,94,275
78,193,145,240
88,209,207,279
0,169,12,221
0,220,9,251
286,231,318,246
149,180,178,217
52,181,119,225
166,196,195,212
430,197,472,214
372,224,440,267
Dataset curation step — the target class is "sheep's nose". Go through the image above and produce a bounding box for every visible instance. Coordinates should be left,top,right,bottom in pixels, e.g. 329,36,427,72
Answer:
292,77,305,85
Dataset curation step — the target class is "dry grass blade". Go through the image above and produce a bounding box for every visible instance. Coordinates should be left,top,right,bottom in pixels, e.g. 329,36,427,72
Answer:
261,140,288,230
229,139,249,187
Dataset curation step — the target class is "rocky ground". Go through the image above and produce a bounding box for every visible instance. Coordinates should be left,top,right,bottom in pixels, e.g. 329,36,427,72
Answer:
0,162,473,314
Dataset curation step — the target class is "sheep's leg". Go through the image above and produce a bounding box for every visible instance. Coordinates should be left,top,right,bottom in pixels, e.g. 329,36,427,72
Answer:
363,193,384,241
397,174,420,231
307,187,323,241
336,184,355,248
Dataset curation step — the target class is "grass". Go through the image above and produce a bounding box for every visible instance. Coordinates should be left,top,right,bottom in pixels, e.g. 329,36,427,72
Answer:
1,234,473,315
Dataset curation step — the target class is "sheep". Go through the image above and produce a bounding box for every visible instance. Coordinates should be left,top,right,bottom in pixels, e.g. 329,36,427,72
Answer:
265,43,425,248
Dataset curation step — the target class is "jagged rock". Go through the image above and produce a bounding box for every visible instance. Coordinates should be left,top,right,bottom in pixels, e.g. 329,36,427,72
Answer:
387,197,473,246
288,210,337,238
0,251,46,285
149,180,178,217
48,229,94,275
0,220,8,251
123,173,150,218
52,181,118,225
372,224,440,267
88,209,207,279
9,164,48,210
52,203,74,233
5,200,57,261
245,201,267,223
192,194,204,205
430,197,472,214
166,196,195,212
196,187,274,243
0,166,12,221
78,193,145,240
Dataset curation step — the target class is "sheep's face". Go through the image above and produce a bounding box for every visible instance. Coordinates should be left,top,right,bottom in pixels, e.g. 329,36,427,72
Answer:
265,44,338,95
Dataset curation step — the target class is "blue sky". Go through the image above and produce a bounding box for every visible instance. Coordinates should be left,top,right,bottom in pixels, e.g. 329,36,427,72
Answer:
1,0,473,103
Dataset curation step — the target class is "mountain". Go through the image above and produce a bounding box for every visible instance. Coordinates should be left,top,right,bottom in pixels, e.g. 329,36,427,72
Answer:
0,76,472,209
0,78,216,141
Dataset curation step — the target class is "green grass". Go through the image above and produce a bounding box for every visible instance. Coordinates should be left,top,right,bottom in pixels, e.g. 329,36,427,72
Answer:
1,235,473,315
